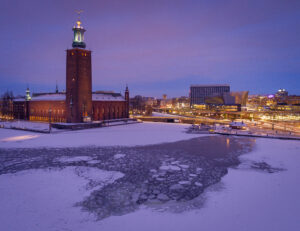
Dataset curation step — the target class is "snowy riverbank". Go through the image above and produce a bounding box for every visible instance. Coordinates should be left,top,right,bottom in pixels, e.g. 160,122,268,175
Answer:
0,122,202,148
0,123,299,231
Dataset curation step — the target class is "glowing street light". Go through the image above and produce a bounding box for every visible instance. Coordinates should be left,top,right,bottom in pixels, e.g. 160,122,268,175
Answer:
49,108,52,133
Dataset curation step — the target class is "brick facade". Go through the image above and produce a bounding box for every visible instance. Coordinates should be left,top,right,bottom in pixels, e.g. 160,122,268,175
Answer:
92,101,127,121
28,101,66,122
21,97,129,123
66,49,92,123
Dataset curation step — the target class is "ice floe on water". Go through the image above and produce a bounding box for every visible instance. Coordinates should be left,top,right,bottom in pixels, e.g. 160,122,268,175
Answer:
194,182,203,187
114,153,126,159
86,160,102,164
56,156,94,163
196,167,203,172
178,180,191,185
74,166,124,191
159,165,181,171
178,164,189,169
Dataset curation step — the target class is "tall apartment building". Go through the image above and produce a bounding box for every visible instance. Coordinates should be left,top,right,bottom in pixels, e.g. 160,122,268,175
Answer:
190,84,230,106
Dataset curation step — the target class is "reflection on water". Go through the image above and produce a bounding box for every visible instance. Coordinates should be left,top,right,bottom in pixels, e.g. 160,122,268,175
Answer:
226,138,230,148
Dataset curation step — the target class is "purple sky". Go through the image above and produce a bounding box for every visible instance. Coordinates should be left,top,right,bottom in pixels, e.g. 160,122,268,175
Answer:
1,0,300,98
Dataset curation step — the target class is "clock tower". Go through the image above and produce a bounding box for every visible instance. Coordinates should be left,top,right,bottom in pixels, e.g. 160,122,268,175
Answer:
66,16,92,123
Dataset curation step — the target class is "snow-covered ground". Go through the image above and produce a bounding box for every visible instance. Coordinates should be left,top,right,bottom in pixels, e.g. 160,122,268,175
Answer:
0,122,201,148
0,120,52,132
0,167,124,231
0,123,300,231
152,112,181,117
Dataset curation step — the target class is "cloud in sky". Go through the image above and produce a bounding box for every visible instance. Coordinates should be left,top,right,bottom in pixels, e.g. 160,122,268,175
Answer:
1,0,300,97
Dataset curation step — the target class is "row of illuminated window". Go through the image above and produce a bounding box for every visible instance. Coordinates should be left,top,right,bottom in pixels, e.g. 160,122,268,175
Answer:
93,106,125,114
29,116,66,123
71,52,89,56
30,109,65,115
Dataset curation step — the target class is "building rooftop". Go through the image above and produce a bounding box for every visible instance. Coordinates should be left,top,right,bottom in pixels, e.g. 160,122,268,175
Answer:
14,91,126,102
92,93,125,101
190,84,230,87
31,93,66,101
13,97,26,102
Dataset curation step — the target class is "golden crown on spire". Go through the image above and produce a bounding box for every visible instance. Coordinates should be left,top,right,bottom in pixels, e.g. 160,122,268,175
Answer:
75,10,83,28
72,9,86,48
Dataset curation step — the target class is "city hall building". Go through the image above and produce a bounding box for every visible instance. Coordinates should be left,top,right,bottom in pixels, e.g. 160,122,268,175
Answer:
12,18,129,123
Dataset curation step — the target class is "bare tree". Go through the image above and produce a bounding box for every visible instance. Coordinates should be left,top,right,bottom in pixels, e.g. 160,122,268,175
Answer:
0,91,14,119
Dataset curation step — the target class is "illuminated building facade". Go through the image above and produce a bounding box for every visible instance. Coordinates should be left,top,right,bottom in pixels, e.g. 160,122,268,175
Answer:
275,89,288,98
9,17,129,123
205,91,248,106
190,84,230,106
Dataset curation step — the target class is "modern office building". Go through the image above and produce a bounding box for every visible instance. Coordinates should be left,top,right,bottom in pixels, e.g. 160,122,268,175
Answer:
275,89,288,98
205,91,249,106
190,84,230,106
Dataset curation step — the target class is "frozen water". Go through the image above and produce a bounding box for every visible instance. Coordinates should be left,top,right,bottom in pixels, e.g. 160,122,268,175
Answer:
159,165,181,171
1,123,299,231
56,156,94,163
114,153,126,159
178,180,191,185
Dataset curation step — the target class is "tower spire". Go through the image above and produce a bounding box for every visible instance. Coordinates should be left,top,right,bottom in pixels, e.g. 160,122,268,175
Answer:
55,80,58,93
25,86,31,101
72,10,86,48
76,10,83,21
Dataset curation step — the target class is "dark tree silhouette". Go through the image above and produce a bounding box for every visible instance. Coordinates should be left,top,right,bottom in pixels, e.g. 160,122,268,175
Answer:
0,91,14,118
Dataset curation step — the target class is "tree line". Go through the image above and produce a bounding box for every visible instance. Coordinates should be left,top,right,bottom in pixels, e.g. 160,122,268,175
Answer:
0,91,14,118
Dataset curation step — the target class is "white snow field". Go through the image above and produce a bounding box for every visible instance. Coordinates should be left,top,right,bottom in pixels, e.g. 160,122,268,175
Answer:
0,123,300,231
151,112,181,117
0,122,201,148
0,120,51,132
0,167,124,231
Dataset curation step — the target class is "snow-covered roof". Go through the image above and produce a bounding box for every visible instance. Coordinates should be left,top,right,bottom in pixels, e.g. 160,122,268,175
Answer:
31,94,66,101
92,93,125,101
16,93,125,102
190,84,230,87
13,98,26,102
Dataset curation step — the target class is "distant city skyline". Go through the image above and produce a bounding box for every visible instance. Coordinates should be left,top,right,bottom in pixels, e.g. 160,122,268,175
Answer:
1,0,300,97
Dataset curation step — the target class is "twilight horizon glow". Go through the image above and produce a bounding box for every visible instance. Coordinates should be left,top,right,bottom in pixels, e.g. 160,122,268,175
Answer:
1,0,300,97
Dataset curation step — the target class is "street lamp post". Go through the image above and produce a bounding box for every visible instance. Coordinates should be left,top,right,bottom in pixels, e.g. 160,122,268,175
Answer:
272,114,275,132
49,108,52,133
70,98,73,122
